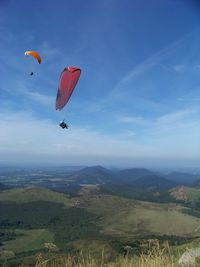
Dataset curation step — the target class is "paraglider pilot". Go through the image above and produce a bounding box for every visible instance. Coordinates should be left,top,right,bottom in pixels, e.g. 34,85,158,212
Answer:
59,120,68,129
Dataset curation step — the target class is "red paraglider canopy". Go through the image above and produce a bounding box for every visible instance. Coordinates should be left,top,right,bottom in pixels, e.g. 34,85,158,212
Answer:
56,67,81,111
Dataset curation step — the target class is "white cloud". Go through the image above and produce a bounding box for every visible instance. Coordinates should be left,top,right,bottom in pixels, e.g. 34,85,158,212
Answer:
159,64,188,73
0,111,157,165
1,78,55,108
160,63,200,74
155,108,195,124
116,107,200,159
24,91,54,107
118,115,150,126
0,107,200,166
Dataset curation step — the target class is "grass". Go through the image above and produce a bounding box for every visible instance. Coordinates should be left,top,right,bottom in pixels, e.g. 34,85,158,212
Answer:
82,195,200,237
70,239,117,260
0,187,72,207
186,187,200,205
2,188,200,239
0,188,200,267
32,243,179,267
3,229,54,253
4,241,200,267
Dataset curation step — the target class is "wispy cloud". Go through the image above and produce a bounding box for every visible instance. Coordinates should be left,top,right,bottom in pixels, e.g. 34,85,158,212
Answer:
172,64,187,73
119,107,200,132
155,108,196,124
111,28,200,101
0,111,156,165
0,107,200,166
113,31,195,92
160,63,200,73
39,41,61,61
1,79,55,108
118,115,150,126
24,91,54,106
117,107,200,158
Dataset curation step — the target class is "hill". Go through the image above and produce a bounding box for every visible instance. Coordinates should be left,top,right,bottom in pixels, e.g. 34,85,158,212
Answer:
166,171,200,185
115,168,154,184
82,194,200,238
66,166,156,185
1,166,198,191
170,186,200,206
101,174,176,202
0,187,72,207
133,175,176,190
0,182,9,191
1,187,200,239
1,186,200,266
193,179,200,187
66,165,113,184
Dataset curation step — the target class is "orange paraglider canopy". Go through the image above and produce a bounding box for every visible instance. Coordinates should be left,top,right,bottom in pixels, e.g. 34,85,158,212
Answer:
24,51,42,64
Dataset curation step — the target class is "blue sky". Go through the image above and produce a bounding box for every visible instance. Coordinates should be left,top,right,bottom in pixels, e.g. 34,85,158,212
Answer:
0,0,200,168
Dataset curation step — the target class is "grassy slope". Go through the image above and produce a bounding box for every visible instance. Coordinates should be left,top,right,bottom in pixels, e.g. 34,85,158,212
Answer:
2,187,200,258
2,188,200,239
32,244,187,267
81,195,200,237
186,187,200,204
0,187,72,207
0,188,71,254
3,229,54,253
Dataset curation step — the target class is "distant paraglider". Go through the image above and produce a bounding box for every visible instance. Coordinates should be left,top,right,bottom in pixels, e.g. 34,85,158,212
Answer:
56,67,81,129
24,51,42,64
25,51,41,76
